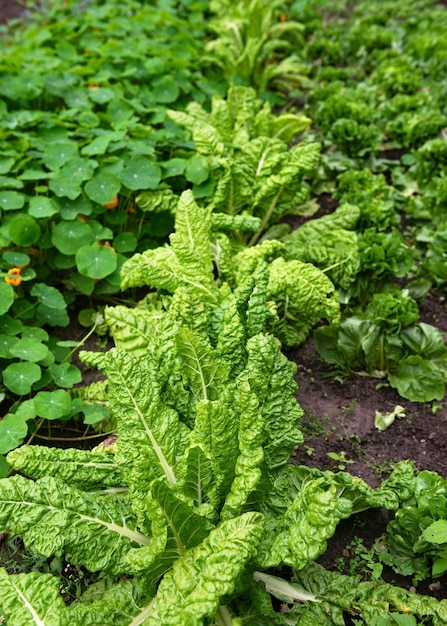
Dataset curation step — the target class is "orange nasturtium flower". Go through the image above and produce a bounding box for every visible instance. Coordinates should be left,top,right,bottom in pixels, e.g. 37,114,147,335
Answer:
102,195,119,209
4,267,23,287
279,13,288,22
88,82,100,89
102,241,115,251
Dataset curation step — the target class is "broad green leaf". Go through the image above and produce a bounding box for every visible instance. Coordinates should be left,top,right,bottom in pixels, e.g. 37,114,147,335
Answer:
76,244,117,279
113,232,138,253
145,512,263,624
421,520,447,545
175,327,229,401
0,334,18,358
118,157,161,191
103,349,190,530
34,390,72,420
48,174,82,200
36,304,70,327
52,220,94,255
0,191,25,210
126,479,214,573
9,214,41,246
0,413,28,454
7,445,123,487
28,196,59,218
185,155,210,185
0,475,149,574
388,355,445,402
42,141,78,170
152,75,180,103
0,282,14,315
9,338,50,362
0,455,9,478
49,362,82,387
31,283,67,309
84,172,121,204
0,569,69,626
2,362,41,395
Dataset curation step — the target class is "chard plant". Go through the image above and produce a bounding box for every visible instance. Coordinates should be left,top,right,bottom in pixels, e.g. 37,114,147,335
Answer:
205,0,310,95
2,190,447,624
146,84,320,247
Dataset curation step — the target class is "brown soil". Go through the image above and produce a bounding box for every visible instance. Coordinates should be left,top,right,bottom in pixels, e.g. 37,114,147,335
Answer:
0,0,27,23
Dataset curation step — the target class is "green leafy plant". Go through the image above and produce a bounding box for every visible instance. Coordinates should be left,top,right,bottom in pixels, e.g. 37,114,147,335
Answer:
0,190,443,625
375,469,447,582
314,290,447,402
163,84,319,246
205,0,310,94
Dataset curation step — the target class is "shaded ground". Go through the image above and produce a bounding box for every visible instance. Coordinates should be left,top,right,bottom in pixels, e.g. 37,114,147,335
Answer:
0,0,26,23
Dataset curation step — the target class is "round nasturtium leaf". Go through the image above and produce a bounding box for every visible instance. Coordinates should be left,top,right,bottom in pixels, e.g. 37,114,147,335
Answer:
2,362,41,395
0,334,19,358
2,251,30,267
0,191,25,211
31,283,67,309
52,220,94,255
9,214,41,246
118,157,161,191
76,244,117,279
9,338,50,363
0,282,14,316
49,362,82,388
113,232,138,253
84,172,121,204
34,390,72,420
185,155,210,185
42,141,79,170
28,196,59,218
152,76,180,103
0,413,28,454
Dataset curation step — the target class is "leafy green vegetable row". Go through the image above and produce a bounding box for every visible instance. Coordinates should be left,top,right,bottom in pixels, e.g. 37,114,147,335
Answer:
1,192,446,624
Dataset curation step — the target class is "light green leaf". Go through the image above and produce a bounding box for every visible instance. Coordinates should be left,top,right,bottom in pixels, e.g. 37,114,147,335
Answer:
118,158,161,191
145,512,263,624
388,355,445,402
0,569,70,626
0,281,14,315
76,244,117,279
103,349,190,530
0,475,149,574
34,390,72,420
52,220,94,255
84,172,121,204
421,520,447,545
0,413,28,454
2,362,41,395
7,445,123,487
9,338,50,362
175,327,230,401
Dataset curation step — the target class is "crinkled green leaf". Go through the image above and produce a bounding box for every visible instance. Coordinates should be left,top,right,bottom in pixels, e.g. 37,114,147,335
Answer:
0,475,148,574
103,349,190,530
7,445,123,487
175,327,230,401
267,257,340,348
0,568,70,626
144,512,264,625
